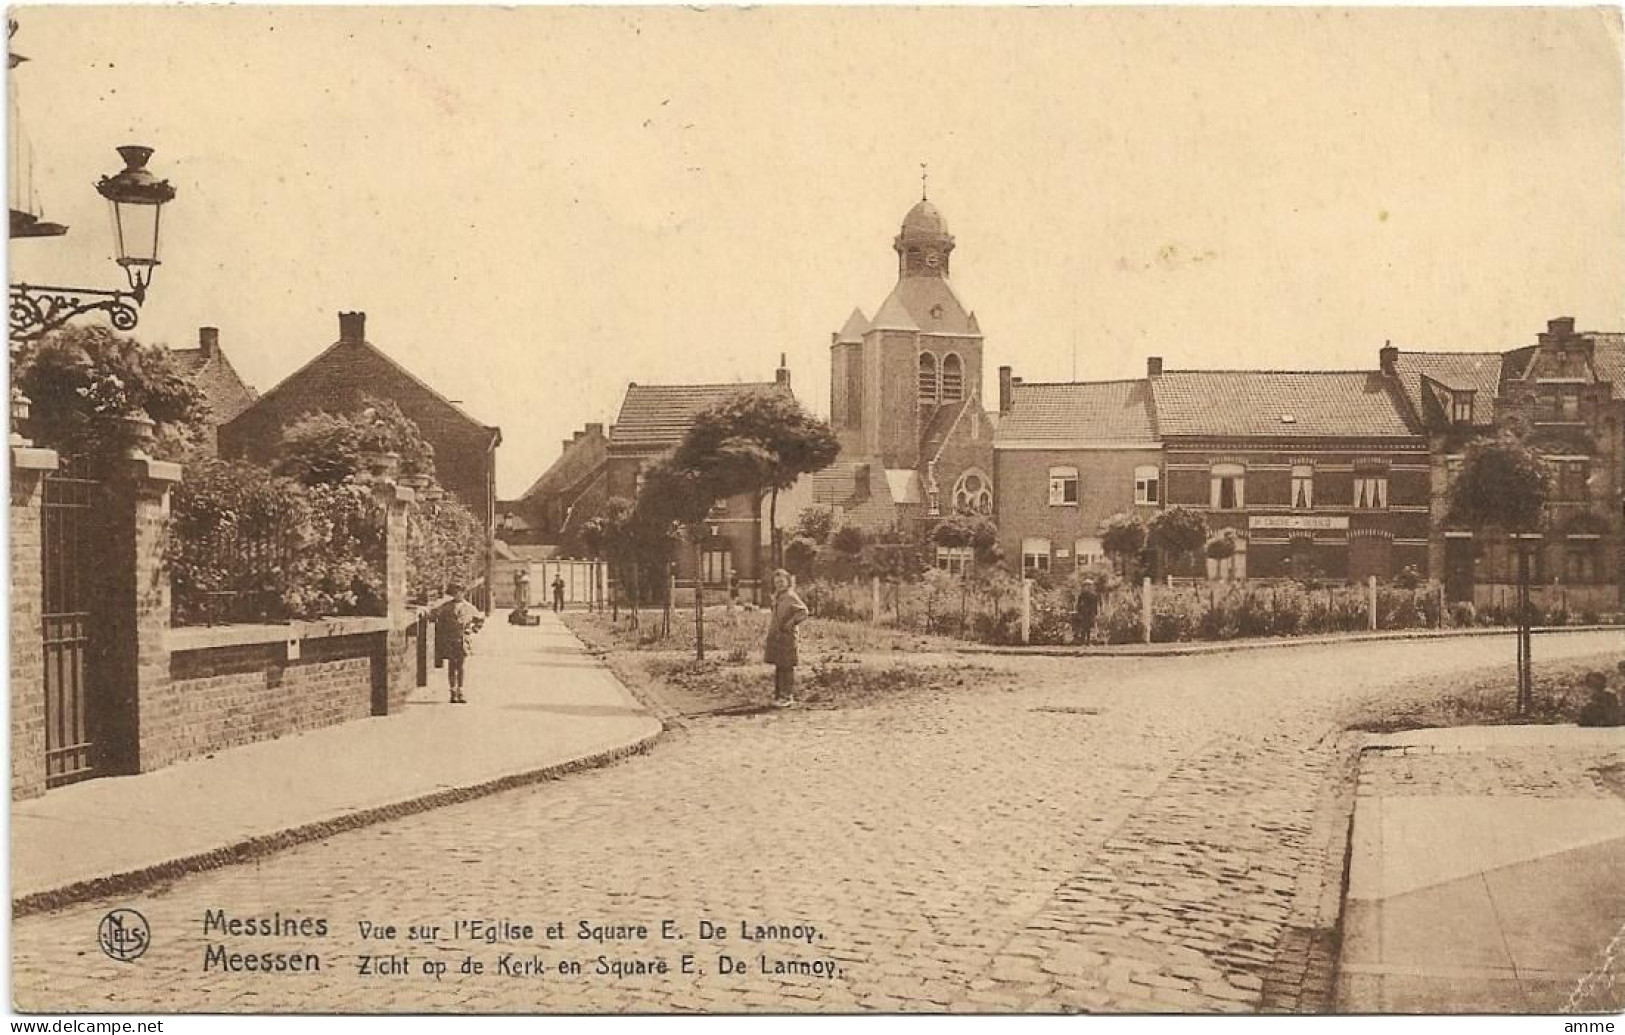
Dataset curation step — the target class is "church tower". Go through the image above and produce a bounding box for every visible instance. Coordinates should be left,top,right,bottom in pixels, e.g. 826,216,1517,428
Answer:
825,188,993,522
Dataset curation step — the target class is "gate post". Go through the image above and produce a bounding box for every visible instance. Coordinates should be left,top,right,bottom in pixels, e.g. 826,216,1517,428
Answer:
11,444,58,800
376,480,414,715
100,455,183,776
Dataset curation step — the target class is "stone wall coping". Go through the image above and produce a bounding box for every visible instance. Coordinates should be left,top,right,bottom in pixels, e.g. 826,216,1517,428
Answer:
169,616,392,653
10,446,59,472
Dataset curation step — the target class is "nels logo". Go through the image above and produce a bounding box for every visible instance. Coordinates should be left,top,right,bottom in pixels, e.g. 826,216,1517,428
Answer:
98,909,151,962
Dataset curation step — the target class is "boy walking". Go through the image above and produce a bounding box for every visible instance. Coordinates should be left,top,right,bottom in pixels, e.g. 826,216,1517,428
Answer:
435,584,484,703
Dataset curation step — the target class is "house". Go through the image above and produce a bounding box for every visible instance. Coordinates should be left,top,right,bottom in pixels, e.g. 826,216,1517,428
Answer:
217,311,502,604
604,370,793,598
992,371,1161,576
502,421,609,552
168,326,257,456
1386,317,1624,611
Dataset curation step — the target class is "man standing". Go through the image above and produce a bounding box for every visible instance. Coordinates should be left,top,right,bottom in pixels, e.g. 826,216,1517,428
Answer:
1073,578,1101,646
552,574,567,613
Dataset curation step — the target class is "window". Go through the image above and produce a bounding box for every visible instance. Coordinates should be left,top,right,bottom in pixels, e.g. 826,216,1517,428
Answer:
1021,538,1052,575
1537,387,1581,421
953,469,994,515
1353,476,1388,509
1445,455,1465,491
1291,464,1314,510
1134,465,1160,505
1074,537,1105,568
1049,466,1080,506
935,545,972,575
708,498,729,517
1210,464,1245,510
918,352,939,402
1452,392,1474,424
941,353,964,401
700,550,732,586
1564,541,1599,584
1554,459,1591,501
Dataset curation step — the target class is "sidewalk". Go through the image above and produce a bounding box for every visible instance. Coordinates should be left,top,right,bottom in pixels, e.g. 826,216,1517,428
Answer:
953,623,1623,658
11,609,662,914
1335,725,1625,1013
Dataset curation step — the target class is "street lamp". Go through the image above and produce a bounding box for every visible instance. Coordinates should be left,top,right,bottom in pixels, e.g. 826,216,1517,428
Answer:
8,22,179,342
9,147,177,341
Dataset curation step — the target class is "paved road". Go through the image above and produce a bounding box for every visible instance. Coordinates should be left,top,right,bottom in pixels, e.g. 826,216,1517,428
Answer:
13,631,1621,1014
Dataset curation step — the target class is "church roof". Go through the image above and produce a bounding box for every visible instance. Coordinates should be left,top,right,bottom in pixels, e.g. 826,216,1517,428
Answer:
901,199,948,236
808,459,900,529
836,308,870,344
871,276,975,336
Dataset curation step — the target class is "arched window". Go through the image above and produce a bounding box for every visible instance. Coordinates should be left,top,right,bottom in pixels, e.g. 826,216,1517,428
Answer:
941,353,965,401
918,352,939,402
953,468,994,515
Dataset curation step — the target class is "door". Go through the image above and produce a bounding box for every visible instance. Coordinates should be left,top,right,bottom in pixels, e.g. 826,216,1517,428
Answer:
1444,538,1475,603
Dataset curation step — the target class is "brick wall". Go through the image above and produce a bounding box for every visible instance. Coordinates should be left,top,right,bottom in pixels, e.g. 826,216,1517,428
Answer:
165,634,379,765
995,447,1160,570
10,457,53,800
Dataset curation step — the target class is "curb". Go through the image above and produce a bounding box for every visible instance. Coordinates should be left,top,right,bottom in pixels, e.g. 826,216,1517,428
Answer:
949,624,1623,658
12,728,664,919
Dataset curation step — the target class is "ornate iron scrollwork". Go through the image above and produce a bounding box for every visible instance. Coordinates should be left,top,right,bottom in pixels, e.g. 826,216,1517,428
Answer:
9,283,143,341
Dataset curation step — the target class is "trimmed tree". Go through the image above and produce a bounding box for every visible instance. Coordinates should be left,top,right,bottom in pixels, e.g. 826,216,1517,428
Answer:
1148,506,1209,579
1448,434,1552,714
1099,512,1148,580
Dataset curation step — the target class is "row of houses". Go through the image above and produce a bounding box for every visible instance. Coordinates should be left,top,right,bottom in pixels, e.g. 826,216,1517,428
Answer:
509,195,1623,611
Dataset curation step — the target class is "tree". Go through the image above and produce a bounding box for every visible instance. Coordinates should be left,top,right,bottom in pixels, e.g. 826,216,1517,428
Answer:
793,505,837,545
1205,529,1238,580
1448,435,1552,714
1148,506,1209,578
1099,512,1148,579
674,389,840,573
12,325,207,462
635,454,724,658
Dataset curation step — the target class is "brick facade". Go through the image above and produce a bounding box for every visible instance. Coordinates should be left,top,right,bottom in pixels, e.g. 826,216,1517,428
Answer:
10,449,56,800
995,446,1161,573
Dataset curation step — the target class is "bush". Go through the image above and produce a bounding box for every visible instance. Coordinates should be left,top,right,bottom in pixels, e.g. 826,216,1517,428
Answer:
408,496,484,603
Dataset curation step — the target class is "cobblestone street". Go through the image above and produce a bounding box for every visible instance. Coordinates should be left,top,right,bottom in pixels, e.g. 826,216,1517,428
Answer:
12,631,1621,1014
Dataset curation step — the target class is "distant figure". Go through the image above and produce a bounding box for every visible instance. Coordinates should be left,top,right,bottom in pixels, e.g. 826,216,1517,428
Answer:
513,567,532,611
764,568,809,707
434,584,484,704
552,574,566,613
1073,579,1101,646
728,570,741,613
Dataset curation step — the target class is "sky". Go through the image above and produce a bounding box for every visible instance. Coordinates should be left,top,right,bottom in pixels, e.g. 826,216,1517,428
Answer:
7,6,1624,498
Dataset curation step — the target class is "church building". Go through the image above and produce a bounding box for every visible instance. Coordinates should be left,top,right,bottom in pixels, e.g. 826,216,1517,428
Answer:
813,194,997,531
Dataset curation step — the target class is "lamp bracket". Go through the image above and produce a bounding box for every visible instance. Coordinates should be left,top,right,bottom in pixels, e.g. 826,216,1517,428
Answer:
9,282,145,341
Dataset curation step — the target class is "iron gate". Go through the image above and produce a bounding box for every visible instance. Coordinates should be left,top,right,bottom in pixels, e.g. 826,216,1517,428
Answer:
41,455,99,787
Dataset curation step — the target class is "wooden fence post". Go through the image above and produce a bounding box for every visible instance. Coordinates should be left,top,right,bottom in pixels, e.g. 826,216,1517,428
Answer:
1368,574,1378,631
1142,577,1153,644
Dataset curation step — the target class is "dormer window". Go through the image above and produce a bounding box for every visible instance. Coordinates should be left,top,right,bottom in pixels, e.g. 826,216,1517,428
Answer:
1451,391,1474,425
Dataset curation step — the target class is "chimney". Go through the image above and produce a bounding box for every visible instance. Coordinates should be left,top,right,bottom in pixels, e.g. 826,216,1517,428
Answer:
998,365,1014,413
338,311,366,344
1547,316,1575,339
1147,356,1163,378
198,326,219,359
776,352,791,389
585,422,604,437
1379,342,1399,377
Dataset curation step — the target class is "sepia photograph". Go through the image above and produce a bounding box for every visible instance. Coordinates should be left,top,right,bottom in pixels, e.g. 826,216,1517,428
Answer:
6,4,1624,1021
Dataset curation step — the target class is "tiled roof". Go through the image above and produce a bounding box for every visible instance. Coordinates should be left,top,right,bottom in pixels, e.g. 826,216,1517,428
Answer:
1589,333,1625,401
995,380,1156,444
610,381,785,450
168,347,212,377
1391,352,1503,426
1151,370,1417,439
808,459,899,530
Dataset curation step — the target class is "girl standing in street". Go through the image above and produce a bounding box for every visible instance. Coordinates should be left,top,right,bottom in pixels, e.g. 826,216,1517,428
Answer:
435,584,484,704
764,569,809,707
